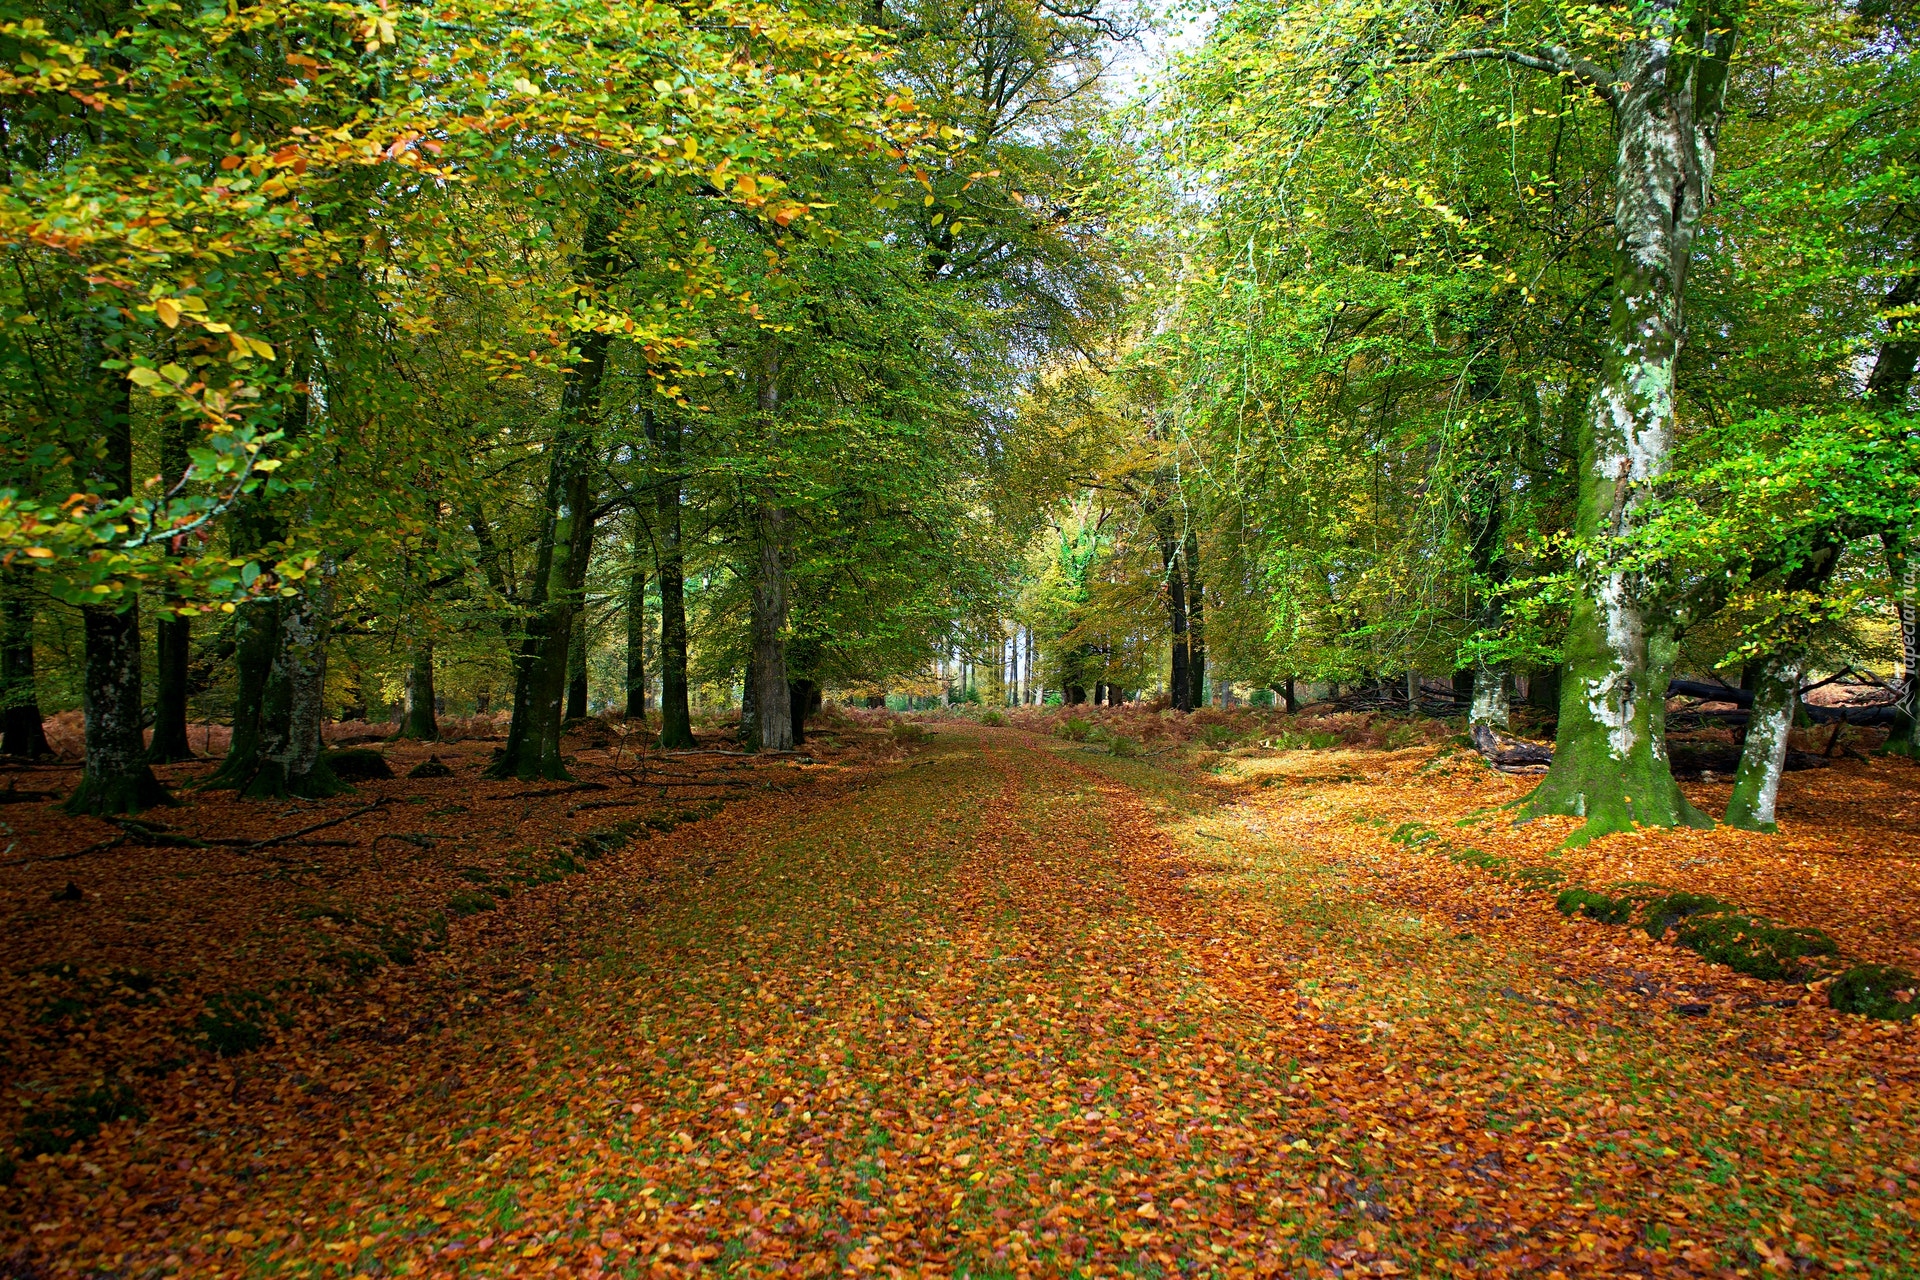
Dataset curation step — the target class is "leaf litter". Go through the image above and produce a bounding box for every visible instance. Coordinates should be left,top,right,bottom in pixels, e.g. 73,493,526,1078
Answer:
1,713,1916,1276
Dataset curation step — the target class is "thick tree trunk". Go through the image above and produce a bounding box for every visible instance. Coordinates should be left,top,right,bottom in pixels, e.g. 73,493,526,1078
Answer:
648,412,695,750
67,370,168,814
1863,273,1919,755
1726,654,1802,831
626,517,649,722
1278,678,1297,714
566,609,590,720
1185,529,1206,711
0,568,50,757
1521,13,1732,844
398,646,439,740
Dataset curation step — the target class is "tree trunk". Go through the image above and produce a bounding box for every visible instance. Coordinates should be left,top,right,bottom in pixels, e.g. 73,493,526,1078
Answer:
1725,654,1801,831
748,506,792,751
1185,529,1206,711
1158,516,1190,712
566,609,590,720
66,375,168,814
148,415,196,762
1278,678,1297,714
648,411,695,749
205,593,279,789
1471,666,1511,730
1889,533,1919,758
0,568,50,757
398,646,439,740
1520,13,1733,844
626,515,649,722
789,678,819,746
1527,665,1561,713
255,576,341,797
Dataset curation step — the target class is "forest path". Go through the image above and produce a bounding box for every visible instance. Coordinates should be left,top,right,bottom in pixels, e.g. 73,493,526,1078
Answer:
17,727,1918,1277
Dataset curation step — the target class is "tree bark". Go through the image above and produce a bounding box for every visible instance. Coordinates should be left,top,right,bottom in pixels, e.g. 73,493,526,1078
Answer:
147,414,196,762
398,645,439,740
1866,274,1920,757
0,568,50,757
566,608,590,720
1889,532,1919,757
625,530,649,723
1157,515,1190,711
66,374,168,814
789,678,819,746
648,410,695,749
1521,9,1733,843
1184,529,1206,710
1725,654,1801,831
747,504,793,751
256,573,341,797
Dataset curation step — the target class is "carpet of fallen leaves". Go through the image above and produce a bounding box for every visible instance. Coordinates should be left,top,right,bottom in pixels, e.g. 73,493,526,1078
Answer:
3,707,1918,1278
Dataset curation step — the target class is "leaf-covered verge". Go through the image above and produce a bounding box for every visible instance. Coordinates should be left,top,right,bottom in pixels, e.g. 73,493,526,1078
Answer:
2,717,1917,1276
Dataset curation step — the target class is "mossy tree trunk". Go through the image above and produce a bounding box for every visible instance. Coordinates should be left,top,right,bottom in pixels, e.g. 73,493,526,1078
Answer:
1726,654,1801,831
1519,11,1733,845
66,373,168,815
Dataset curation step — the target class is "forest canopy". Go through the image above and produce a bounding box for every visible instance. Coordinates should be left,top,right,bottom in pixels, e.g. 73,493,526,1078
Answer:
2,0,1915,846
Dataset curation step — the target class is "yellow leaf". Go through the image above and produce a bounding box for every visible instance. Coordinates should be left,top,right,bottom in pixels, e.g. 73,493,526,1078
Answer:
155,298,181,327
24,546,53,558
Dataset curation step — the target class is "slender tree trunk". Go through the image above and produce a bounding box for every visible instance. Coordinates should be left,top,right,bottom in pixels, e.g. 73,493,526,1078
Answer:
648,411,695,749
1521,12,1733,843
748,505,793,751
399,646,439,740
1185,529,1206,710
1278,678,1298,714
626,526,649,722
148,415,196,762
566,609,590,720
491,194,614,778
0,568,50,757
1889,533,1919,757
1725,654,1802,831
1158,516,1190,711
67,374,168,814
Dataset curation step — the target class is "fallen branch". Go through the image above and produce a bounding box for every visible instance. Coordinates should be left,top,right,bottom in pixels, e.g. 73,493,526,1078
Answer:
0,834,126,869
247,797,394,852
496,782,609,800
1470,723,1554,771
